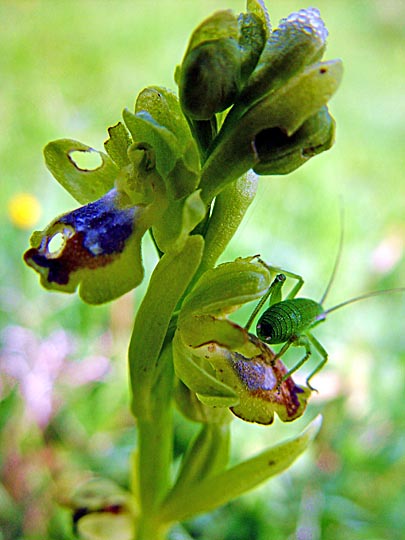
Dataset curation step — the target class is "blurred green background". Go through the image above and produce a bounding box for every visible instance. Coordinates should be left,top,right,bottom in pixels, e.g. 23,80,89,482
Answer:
1,1,404,539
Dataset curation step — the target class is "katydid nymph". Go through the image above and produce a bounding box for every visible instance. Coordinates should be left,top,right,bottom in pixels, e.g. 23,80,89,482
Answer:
244,225,405,392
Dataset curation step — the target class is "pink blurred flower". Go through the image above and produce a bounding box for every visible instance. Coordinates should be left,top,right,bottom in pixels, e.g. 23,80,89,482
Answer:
0,326,111,428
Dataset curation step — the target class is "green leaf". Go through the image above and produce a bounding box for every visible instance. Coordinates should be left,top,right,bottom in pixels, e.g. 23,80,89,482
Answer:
129,235,204,420
159,415,322,524
44,139,119,204
170,423,231,499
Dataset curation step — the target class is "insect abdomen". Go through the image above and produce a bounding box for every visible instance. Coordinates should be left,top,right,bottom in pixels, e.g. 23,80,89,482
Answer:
257,298,324,344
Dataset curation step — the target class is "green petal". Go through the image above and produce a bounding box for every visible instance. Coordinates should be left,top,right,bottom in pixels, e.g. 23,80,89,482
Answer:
44,139,119,204
104,122,132,168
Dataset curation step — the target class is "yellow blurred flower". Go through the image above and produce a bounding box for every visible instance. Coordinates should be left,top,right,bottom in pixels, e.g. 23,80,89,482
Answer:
8,193,42,229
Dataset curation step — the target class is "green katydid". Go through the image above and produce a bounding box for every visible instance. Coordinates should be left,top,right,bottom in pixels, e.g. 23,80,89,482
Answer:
245,219,405,391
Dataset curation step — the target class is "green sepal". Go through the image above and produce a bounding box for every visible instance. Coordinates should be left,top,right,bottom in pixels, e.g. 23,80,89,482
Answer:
104,122,132,168
135,87,200,195
249,60,343,136
126,87,200,199
160,415,322,524
185,10,239,53
180,257,270,318
173,332,239,409
246,0,271,37
44,139,119,204
23,189,146,304
238,8,267,83
129,235,204,420
77,514,134,540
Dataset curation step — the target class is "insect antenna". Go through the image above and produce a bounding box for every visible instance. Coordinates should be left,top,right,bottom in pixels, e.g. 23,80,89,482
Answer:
322,288,405,316
319,204,345,305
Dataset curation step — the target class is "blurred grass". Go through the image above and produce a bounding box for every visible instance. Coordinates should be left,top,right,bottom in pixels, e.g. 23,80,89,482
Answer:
0,1,404,539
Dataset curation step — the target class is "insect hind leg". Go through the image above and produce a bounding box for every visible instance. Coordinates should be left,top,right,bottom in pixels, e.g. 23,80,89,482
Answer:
305,332,328,391
279,334,312,388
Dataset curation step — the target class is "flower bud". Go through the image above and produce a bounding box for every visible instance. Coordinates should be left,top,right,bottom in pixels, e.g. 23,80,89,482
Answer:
253,106,335,175
240,7,329,106
179,38,241,120
178,10,242,120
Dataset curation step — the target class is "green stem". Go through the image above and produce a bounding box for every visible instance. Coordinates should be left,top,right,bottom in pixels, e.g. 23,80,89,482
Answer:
134,346,174,540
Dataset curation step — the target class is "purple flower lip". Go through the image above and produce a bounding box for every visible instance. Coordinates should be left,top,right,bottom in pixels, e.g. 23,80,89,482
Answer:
24,189,136,286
